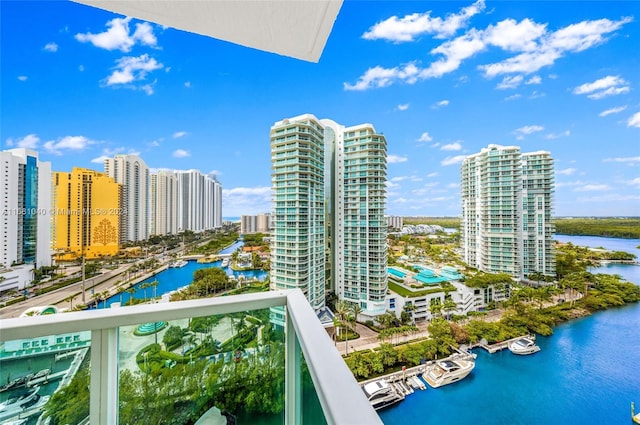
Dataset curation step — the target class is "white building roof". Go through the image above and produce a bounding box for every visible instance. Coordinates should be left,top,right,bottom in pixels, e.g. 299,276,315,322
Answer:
72,0,343,63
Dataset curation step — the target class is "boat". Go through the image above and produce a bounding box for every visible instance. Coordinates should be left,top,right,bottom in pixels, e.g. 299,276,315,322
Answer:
422,357,475,388
508,337,541,355
361,380,404,410
0,374,33,393
169,259,188,268
0,386,40,412
221,258,230,267
632,402,640,424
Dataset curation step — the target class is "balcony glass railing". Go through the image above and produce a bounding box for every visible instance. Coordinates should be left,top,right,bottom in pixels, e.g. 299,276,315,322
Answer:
0,290,381,425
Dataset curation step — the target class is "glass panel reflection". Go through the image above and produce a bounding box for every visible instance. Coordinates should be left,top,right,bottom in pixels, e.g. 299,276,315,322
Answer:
118,307,285,424
0,332,91,424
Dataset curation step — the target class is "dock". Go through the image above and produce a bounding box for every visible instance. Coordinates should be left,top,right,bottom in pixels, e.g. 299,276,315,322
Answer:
469,335,535,354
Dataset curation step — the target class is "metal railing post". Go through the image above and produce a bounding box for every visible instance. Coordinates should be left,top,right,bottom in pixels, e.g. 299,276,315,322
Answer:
285,306,302,425
91,328,119,424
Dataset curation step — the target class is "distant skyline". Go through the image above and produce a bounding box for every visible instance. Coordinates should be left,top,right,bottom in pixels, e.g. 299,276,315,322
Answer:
2,1,639,217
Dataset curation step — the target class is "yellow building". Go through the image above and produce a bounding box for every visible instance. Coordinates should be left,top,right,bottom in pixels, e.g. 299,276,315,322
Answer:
52,168,122,260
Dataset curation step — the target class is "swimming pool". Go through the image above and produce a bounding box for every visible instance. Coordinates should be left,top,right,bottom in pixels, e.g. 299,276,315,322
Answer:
388,267,407,278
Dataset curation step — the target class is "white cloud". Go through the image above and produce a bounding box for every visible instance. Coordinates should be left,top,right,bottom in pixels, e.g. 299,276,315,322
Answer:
44,42,58,52
526,75,541,85
44,135,97,155
482,18,547,52
544,130,570,140
390,176,408,182
344,63,420,91
556,168,577,175
420,29,486,79
172,149,190,158
417,132,433,142
624,177,640,187
5,134,40,149
208,170,223,177
599,106,627,117
441,155,466,166
573,75,630,100
18,76,28,81
103,54,163,94
627,112,640,128
184,81,192,88
90,147,140,163
497,75,523,89
427,172,439,177
222,186,272,216
447,183,460,188
396,103,410,111
349,14,632,91
514,125,544,139
173,131,188,139
388,154,408,164
386,181,400,189
78,65,85,72
441,142,462,151
91,155,109,164
432,99,450,108
75,17,157,52
480,17,632,77
362,0,485,42
574,184,611,192
603,156,640,163
504,94,522,101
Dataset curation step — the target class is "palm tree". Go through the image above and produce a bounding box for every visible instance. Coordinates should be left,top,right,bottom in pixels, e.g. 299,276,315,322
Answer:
126,287,136,304
65,294,76,310
443,297,457,320
149,280,159,301
349,302,362,333
429,298,443,320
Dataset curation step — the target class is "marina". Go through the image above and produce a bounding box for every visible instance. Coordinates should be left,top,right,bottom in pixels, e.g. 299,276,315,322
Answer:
378,301,640,424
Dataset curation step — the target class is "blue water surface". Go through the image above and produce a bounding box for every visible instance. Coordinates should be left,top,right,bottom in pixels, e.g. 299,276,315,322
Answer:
379,302,640,425
97,241,267,308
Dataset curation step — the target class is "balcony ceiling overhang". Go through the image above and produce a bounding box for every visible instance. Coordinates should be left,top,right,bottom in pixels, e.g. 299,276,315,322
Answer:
71,0,343,63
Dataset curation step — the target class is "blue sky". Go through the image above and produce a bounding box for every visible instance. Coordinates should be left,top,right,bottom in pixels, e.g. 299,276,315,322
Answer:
2,1,639,217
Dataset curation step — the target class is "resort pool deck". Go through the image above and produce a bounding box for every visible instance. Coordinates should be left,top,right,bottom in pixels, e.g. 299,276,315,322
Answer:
413,266,461,285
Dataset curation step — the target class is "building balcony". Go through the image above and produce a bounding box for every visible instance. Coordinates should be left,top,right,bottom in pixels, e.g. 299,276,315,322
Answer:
0,290,380,425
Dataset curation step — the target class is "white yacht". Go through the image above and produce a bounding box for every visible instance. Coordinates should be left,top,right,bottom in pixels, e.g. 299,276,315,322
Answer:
169,259,188,268
422,358,475,388
221,258,230,267
508,337,541,355
361,379,404,410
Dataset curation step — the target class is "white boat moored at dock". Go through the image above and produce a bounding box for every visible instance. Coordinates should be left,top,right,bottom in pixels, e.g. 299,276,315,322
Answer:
508,337,541,355
361,379,405,411
422,357,475,388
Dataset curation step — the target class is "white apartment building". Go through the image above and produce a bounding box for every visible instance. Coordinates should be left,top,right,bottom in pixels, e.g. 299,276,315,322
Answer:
386,215,403,230
461,144,555,280
176,170,222,233
0,148,51,270
150,170,178,236
241,213,271,234
104,154,150,242
270,114,388,318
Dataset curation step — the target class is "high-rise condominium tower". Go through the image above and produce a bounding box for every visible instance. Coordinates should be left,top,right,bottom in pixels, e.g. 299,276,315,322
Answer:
241,213,271,234
150,170,179,236
0,148,51,268
460,144,555,280
270,114,388,318
52,168,121,260
176,170,222,233
104,154,150,242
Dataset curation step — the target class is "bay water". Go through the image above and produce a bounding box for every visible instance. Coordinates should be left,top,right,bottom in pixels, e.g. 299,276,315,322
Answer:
379,234,640,424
